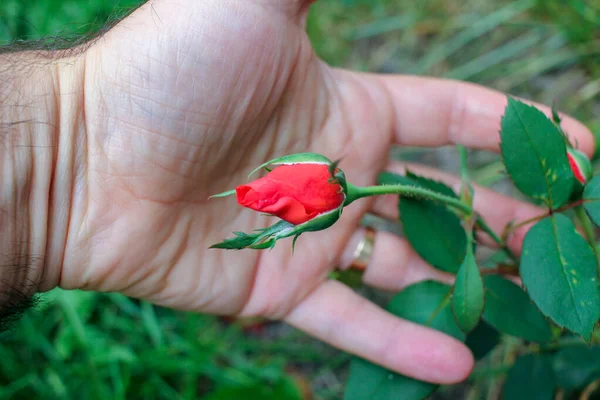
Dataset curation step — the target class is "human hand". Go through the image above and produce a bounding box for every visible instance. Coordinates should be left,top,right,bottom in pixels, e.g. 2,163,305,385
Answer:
43,0,594,385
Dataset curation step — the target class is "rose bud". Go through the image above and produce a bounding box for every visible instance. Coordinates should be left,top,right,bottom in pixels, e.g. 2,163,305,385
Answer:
210,153,347,250
236,163,345,225
567,148,592,185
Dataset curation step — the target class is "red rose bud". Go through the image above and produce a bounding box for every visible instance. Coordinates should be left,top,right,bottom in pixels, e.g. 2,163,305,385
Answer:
236,164,345,225
567,148,592,184
209,153,349,250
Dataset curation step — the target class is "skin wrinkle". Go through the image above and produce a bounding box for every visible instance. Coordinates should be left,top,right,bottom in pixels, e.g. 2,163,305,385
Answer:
115,213,174,295
0,49,63,322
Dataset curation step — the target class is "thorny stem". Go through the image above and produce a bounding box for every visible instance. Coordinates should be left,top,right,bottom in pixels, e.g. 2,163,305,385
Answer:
348,181,521,262
346,183,473,215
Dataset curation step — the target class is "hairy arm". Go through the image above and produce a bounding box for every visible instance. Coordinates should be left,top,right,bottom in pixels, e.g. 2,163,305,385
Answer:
0,49,81,330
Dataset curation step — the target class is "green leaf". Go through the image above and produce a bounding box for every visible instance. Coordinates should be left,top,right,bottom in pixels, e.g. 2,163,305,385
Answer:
249,152,332,178
344,281,463,400
552,344,600,390
465,321,500,360
520,214,600,339
500,98,573,208
204,376,302,400
583,175,600,227
378,171,468,273
452,245,484,333
502,354,555,400
482,275,552,342
387,281,464,341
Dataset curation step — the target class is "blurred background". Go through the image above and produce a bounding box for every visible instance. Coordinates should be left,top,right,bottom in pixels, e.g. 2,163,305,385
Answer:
0,0,598,399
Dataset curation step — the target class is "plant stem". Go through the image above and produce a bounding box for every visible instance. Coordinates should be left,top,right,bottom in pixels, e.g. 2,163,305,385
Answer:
475,217,518,262
480,264,519,277
346,183,473,215
458,145,469,183
529,336,589,352
457,145,475,213
575,205,600,273
507,199,588,234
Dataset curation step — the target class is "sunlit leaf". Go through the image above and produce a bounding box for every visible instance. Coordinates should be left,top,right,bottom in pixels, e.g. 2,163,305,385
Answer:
500,98,573,208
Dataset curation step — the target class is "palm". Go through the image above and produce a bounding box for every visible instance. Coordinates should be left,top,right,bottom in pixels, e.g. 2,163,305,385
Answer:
65,1,387,315
58,0,594,385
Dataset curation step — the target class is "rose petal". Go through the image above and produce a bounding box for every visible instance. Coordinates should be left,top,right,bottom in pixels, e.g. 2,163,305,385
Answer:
261,196,317,225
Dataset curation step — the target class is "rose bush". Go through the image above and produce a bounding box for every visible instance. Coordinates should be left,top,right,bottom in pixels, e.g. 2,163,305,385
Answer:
210,99,600,400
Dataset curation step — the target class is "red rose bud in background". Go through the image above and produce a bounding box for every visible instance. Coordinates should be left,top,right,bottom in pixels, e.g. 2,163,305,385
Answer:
567,148,592,185
210,153,348,250
236,164,345,225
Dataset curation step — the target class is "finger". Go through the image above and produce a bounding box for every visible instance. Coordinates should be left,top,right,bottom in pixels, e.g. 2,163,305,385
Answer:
364,74,595,155
339,228,453,291
372,162,543,254
285,280,474,384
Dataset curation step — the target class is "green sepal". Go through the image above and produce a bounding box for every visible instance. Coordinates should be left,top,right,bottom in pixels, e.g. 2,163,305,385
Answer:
210,207,343,251
248,152,333,178
275,207,342,240
328,158,348,196
210,221,294,250
209,189,236,199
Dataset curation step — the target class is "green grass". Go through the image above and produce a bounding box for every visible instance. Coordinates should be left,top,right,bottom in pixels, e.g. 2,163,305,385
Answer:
1,0,599,399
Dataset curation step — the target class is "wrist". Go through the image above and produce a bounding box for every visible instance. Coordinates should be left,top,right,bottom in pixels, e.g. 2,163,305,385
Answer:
0,50,84,294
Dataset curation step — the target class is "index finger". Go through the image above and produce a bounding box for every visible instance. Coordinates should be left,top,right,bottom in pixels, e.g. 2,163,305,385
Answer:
373,75,595,156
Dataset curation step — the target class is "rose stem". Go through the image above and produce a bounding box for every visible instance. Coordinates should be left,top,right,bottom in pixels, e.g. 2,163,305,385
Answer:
345,183,472,215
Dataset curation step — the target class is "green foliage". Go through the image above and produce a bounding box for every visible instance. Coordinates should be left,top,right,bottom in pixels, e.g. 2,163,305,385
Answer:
452,243,485,333
378,172,467,273
204,376,303,400
520,215,600,339
0,289,310,400
502,354,556,400
482,275,552,342
344,281,463,400
465,321,500,360
0,0,143,45
500,98,573,208
533,0,600,45
583,176,600,226
552,345,600,390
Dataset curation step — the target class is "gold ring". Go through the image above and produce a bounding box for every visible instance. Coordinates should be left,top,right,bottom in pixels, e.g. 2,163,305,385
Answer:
349,227,375,270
